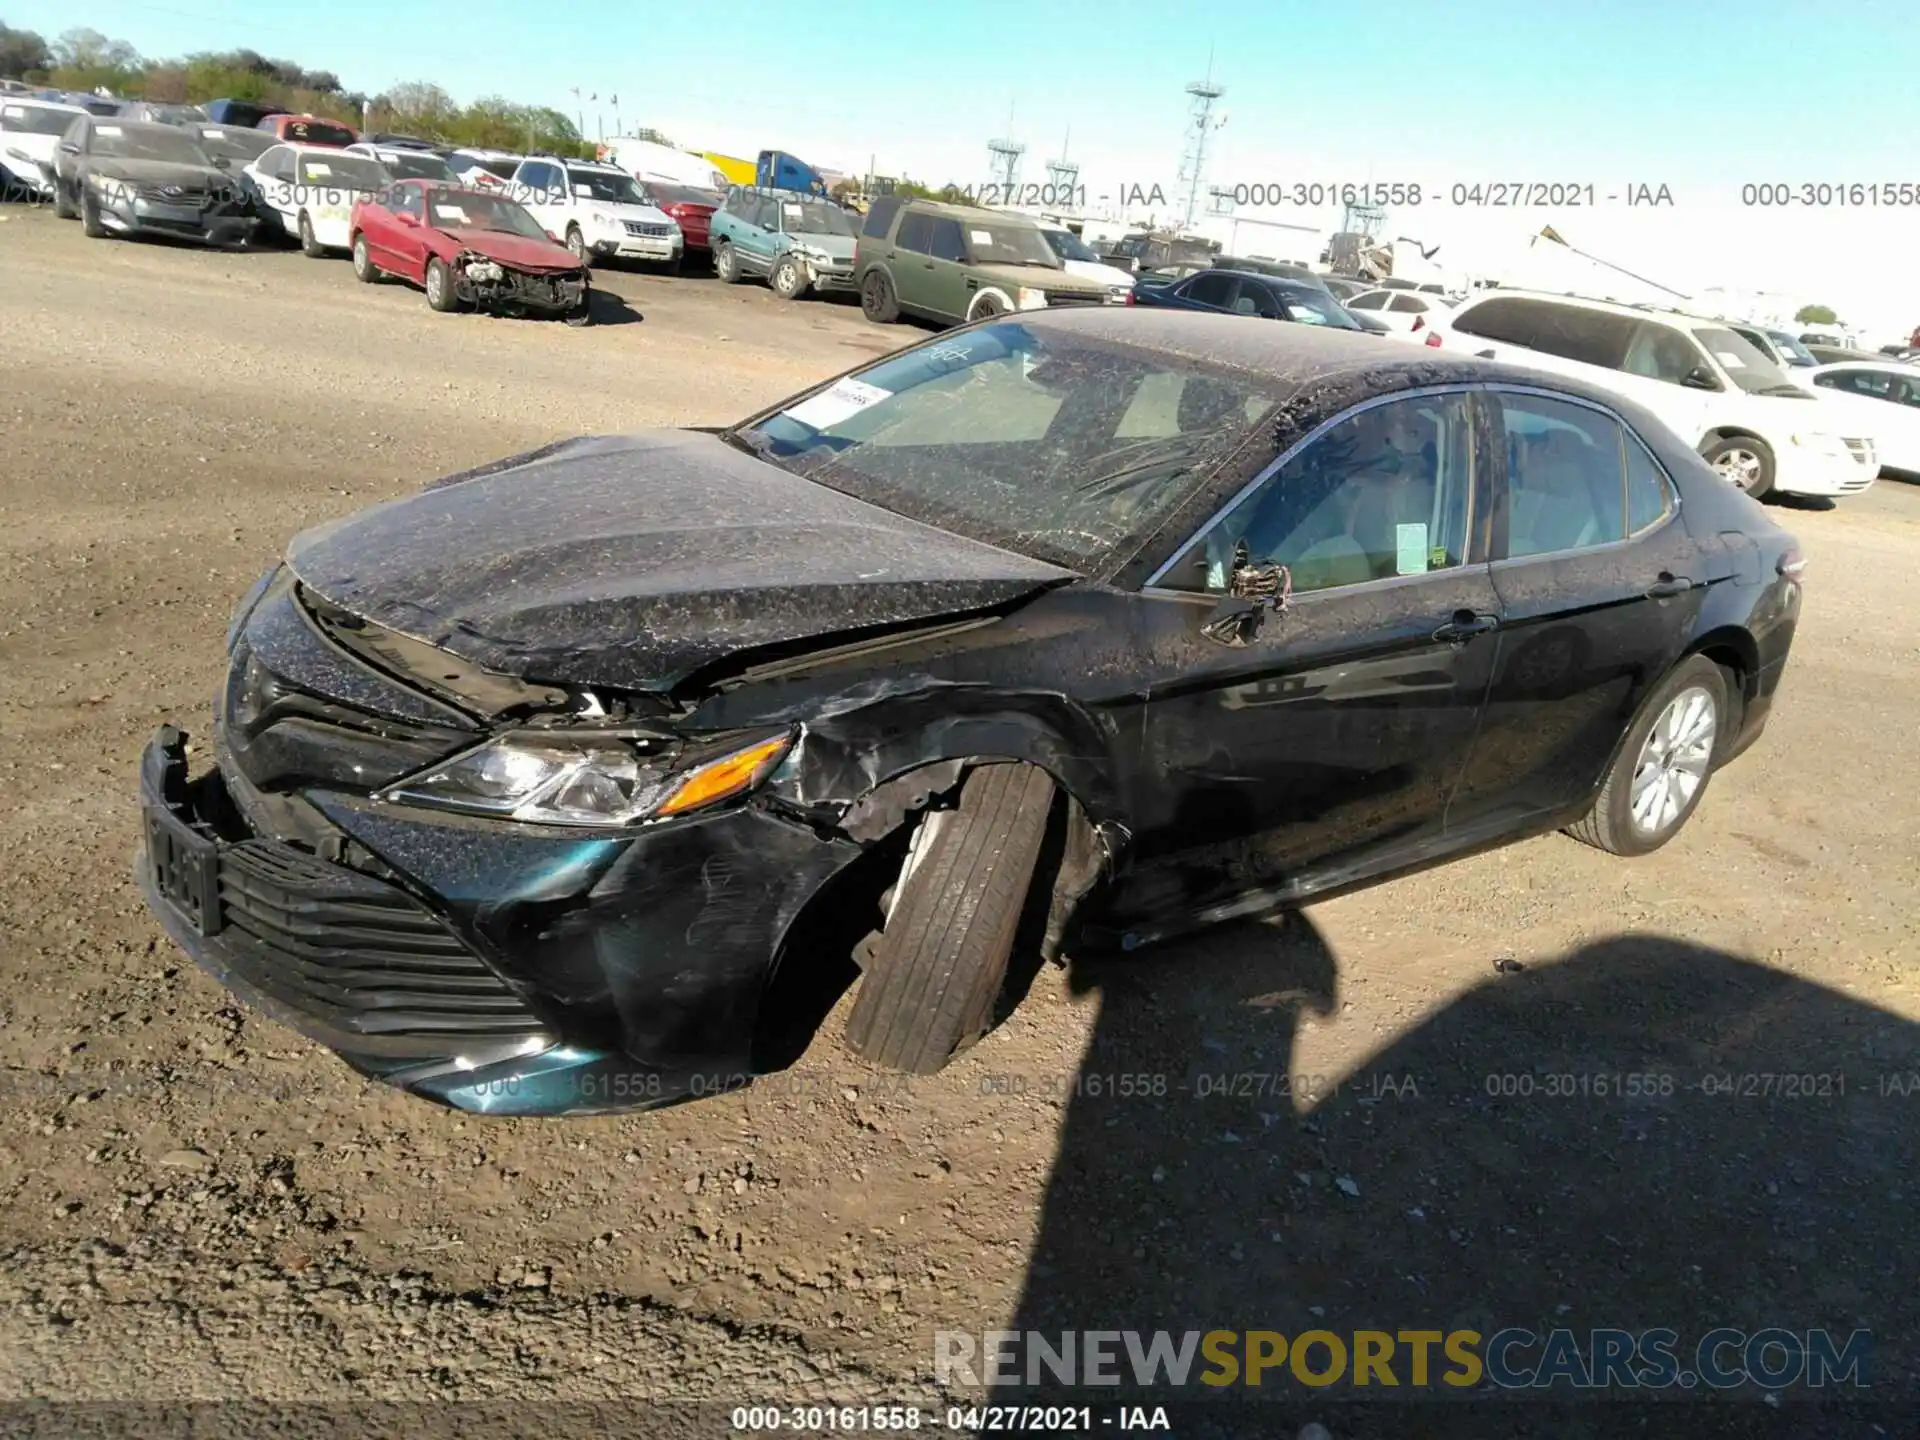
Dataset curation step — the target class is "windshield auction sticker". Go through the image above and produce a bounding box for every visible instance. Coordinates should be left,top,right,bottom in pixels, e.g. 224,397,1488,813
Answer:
783,378,891,431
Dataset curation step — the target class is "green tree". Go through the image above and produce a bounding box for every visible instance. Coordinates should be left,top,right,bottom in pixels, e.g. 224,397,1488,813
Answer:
1796,304,1838,325
49,26,141,93
0,20,51,78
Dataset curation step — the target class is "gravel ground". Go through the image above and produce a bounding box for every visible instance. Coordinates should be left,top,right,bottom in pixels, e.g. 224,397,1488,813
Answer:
1,206,1917,1436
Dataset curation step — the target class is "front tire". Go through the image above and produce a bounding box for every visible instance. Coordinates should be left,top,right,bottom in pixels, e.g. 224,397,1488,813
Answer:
712,239,739,283
298,211,325,257
968,294,1008,323
425,257,460,313
81,191,107,238
54,179,76,220
860,268,899,323
771,254,808,300
566,225,591,268
1566,654,1728,856
843,763,1056,1074
351,233,379,282
1702,435,1775,500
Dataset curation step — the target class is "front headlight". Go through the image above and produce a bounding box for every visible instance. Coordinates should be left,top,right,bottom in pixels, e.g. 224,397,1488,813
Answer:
591,209,620,228
464,260,504,282
1015,286,1048,310
1788,433,1843,452
378,729,795,827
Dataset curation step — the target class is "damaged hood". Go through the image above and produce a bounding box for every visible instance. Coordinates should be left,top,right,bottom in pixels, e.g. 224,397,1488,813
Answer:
434,227,582,271
284,430,1075,693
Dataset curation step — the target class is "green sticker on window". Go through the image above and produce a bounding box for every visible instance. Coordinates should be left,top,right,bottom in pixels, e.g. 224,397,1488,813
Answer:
1430,545,1449,569
1396,523,1429,575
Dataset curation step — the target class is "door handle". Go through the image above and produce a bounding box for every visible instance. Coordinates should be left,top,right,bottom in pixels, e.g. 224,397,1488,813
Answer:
1646,573,1698,598
1433,611,1499,645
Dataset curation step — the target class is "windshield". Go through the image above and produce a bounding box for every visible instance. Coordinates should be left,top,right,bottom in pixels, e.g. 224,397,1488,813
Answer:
779,197,853,235
1766,330,1819,366
566,166,645,204
733,321,1284,571
191,126,273,161
424,187,549,240
89,123,207,164
0,105,76,136
298,154,388,189
1280,289,1363,329
1042,228,1102,263
1692,326,1806,396
965,223,1060,267
379,151,452,181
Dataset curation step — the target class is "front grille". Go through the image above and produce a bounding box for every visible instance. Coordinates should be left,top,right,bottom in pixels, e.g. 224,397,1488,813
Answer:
505,272,584,307
1045,291,1106,307
135,183,208,205
1844,438,1876,466
217,838,538,1038
622,220,672,238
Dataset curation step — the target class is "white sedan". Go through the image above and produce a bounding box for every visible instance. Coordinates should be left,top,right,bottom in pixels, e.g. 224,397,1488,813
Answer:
1802,362,1920,476
0,98,85,198
242,143,392,255
1345,287,1454,339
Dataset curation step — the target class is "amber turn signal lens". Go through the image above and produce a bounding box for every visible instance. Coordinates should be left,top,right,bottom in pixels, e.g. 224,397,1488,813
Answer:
654,733,794,817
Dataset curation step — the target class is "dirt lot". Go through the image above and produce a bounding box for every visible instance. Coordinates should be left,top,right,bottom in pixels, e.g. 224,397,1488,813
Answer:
1,207,1917,1434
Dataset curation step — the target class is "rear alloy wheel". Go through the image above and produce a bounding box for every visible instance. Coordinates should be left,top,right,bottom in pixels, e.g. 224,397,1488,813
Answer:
770,254,808,300
425,257,460,313
1702,435,1775,500
712,240,739,283
860,268,899,324
351,233,379,282
298,211,325,257
1566,654,1727,856
843,762,1056,1074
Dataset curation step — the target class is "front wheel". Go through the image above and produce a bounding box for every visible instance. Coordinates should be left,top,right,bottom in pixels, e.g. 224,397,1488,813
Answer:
712,239,739,283
843,762,1056,1074
770,254,808,300
81,191,107,238
425,257,460,313
1702,435,1775,500
1566,654,1728,856
351,233,379,282
54,179,76,220
566,225,591,268
298,211,325,257
859,268,899,324
968,294,1008,323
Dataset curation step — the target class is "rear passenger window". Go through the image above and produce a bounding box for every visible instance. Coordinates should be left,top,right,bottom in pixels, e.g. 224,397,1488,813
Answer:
1625,435,1674,533
1525,303,1637,369
895,212,933,254
1497,394,1629,558
929,217,966,262
1451,297,1538,345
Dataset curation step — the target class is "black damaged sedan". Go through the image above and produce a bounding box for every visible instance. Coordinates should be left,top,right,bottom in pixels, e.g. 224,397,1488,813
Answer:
138,310,1803,1114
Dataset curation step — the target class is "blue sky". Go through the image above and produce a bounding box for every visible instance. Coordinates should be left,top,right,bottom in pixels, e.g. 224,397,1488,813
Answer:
15,0,1920,335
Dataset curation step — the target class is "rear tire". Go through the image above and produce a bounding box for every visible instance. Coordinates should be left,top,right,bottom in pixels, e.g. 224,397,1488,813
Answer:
860,268,899,323
843,763,1056,1074
425,257,460,313
712,239,739,283
1566,654,1728,857
1702,435,1775,500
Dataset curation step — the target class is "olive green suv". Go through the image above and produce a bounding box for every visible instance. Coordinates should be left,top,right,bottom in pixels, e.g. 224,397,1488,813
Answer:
854,197,1112,327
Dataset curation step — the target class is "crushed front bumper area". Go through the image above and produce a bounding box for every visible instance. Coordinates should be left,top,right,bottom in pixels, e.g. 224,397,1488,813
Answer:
453,255,588,317
136,724,859,1114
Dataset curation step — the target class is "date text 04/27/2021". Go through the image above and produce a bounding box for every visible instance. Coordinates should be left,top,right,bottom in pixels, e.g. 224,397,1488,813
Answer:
951,180,1675,209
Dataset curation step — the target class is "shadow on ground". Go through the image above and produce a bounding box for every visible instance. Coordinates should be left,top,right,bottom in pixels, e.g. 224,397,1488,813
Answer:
989,920,1915,1437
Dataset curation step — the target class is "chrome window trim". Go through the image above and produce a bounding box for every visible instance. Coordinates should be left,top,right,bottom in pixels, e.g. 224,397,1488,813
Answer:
1139,382,1486,592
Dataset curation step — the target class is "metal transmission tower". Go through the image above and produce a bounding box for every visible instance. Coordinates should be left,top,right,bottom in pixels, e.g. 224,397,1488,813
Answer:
1176,60,1227,232
1342,199,1387,239
1043,128,1078,207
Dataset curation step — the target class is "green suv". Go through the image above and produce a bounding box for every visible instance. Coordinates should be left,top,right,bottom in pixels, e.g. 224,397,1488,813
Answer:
854,198,1111,327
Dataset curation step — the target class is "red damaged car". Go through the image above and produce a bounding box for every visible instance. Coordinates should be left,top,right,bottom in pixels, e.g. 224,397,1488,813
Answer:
348,178,599,325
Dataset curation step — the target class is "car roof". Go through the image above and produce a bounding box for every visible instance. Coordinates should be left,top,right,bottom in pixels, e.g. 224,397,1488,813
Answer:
86,118,181,137
902,198,1038,225
1456,289,1726,327
1805,360,1911,374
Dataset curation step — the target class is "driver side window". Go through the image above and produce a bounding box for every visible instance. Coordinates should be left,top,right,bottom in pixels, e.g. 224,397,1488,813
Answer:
1158,392,1477,597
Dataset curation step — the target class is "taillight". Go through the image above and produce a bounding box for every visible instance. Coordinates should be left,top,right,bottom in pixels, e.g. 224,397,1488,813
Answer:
1125,290,1135,306
1778,546,1806,582
1424,330,1443,347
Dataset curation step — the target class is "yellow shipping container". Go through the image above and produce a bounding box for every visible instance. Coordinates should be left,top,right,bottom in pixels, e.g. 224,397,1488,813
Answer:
696,151,757,187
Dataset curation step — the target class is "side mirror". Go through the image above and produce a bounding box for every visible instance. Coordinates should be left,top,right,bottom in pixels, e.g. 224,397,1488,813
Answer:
58,141,79,153
1681,365,1720,391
